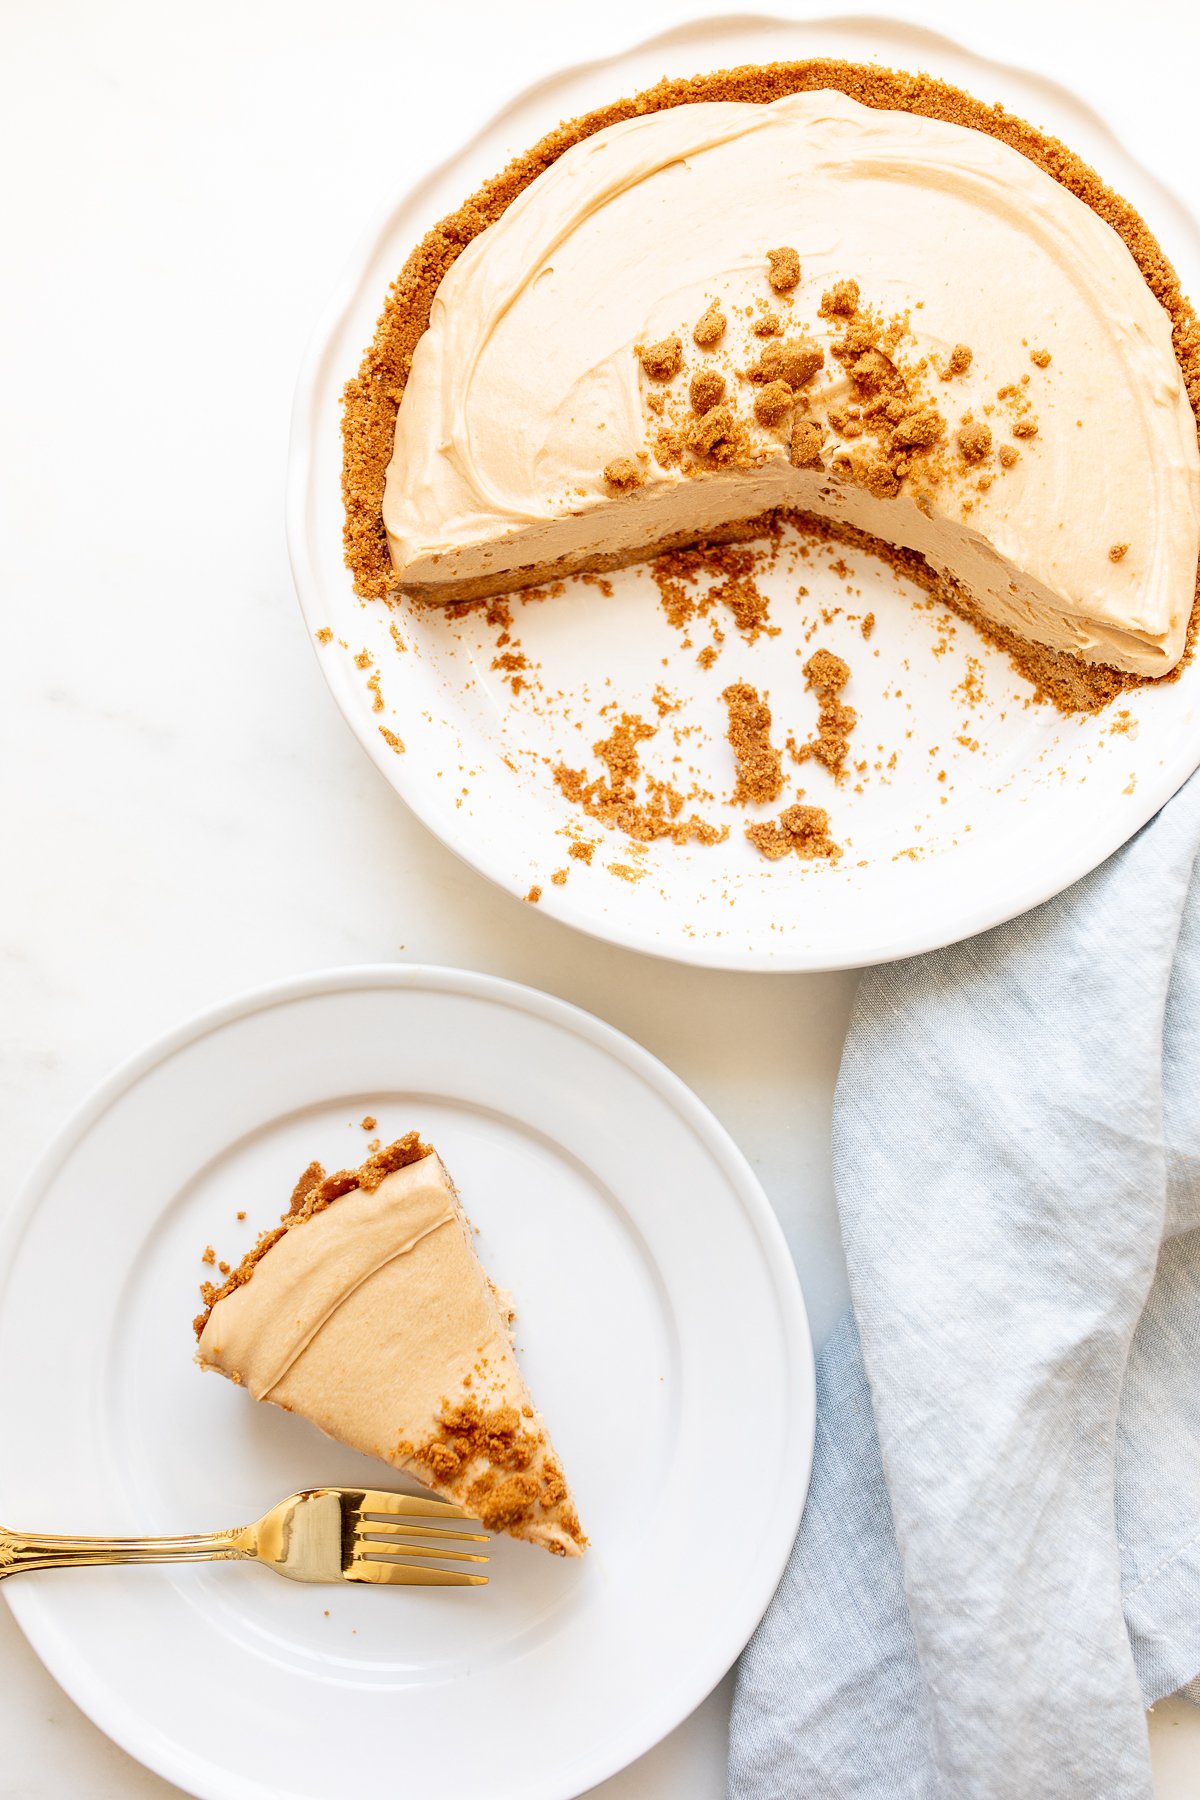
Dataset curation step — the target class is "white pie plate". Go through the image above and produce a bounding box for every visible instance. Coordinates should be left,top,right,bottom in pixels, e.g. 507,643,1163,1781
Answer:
286,12,1200,972
0,965,813,1800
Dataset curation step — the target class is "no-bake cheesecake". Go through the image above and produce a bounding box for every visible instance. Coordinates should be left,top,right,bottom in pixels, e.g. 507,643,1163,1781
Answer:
344,61,1200,710
195,1133,586,1556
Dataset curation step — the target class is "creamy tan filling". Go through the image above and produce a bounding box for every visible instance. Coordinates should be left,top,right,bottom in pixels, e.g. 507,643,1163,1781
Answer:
199,1167,457,1400
383,89,1200,677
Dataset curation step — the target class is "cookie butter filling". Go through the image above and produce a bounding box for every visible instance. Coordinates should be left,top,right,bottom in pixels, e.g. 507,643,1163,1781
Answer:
377,87,1199,681
196,1136,586,1556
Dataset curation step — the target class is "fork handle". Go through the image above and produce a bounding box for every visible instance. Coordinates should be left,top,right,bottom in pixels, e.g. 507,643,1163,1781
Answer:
0,1525,250,1577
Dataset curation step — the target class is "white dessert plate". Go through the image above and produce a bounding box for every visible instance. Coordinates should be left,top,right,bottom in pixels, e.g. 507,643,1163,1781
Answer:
0,965,813,1800
286,13,1200,971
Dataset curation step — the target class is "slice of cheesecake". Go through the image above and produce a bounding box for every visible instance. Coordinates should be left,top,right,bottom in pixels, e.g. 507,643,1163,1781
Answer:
195,1133,586,1556
377,87,1199,682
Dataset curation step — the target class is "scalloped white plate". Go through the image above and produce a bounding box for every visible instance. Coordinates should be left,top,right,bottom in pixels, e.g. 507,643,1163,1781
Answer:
286,12,1200,971
0,966,812,1800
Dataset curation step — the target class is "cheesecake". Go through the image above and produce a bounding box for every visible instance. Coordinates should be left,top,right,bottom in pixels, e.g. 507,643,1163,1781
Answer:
344,62,1200,709
195,1133,586,1556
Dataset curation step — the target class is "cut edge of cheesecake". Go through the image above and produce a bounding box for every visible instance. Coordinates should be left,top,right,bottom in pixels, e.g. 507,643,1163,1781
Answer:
391,503,1148,718
195,1132,587,1558
341,55,1200,719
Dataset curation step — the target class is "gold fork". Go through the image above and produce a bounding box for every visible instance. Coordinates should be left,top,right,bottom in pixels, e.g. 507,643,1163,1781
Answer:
0,1487,488,1587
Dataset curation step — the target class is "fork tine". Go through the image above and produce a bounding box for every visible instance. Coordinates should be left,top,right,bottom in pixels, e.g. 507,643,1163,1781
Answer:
347,1555,487,1588
354,1518,488,1544
355,1541,489,1565
352,1488,476,1520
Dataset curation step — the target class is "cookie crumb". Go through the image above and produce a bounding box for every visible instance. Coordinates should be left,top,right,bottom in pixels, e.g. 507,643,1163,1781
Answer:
653,424,683,467
746,802,841,862
379,726,405,753
792,648,857,775
939,343,973,378
891,408,944,449
754,380,794,428
850,349,893,393
687,404,736,455
956,420,992,463
722,681,784,805
315,627,333,644
755,338,824,389
692,302,726,348
554,713,725,845
790,418,825,468
361,1116,377,1131
690,369,726,413
524,885,542,904
1109,542,1129,562
805,648,850,693
820,279,860,317
766,246,801,292
604,456,644,490
1030,348,1052,368
638,336,683,381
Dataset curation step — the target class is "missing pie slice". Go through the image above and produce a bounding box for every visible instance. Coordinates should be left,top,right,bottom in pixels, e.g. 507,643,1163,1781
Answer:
194,1132,586,1556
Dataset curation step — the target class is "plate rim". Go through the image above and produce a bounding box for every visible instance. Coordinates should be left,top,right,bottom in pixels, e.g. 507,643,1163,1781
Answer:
0,960,815,1800
284,9,1200,975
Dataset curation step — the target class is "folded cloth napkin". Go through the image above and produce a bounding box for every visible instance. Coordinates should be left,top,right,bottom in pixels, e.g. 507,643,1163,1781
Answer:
730,769,1200,1798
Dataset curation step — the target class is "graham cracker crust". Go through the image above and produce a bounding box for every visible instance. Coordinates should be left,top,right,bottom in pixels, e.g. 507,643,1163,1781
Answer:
341,57,1200,716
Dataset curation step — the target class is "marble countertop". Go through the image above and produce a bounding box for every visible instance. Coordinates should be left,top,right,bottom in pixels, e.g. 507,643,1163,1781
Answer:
2,0,1198,1791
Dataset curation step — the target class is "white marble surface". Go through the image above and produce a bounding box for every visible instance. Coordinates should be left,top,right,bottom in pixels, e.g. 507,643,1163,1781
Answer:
2,0,1198,1793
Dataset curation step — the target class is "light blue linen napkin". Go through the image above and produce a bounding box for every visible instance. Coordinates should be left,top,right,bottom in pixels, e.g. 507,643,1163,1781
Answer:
730,770,1200,1798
